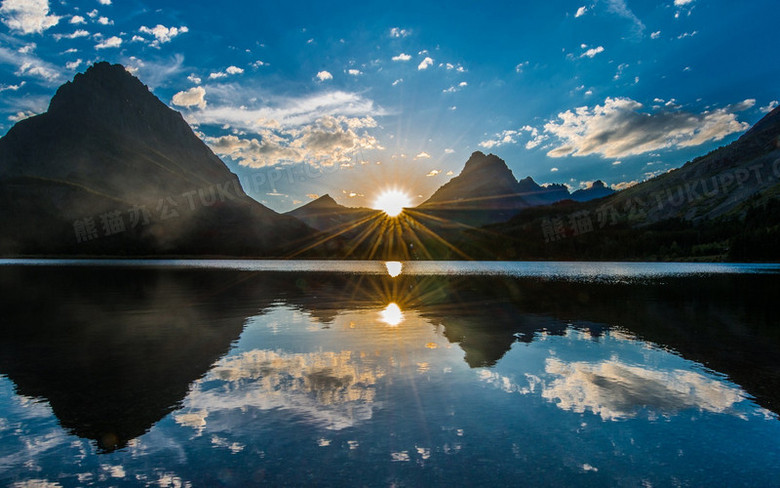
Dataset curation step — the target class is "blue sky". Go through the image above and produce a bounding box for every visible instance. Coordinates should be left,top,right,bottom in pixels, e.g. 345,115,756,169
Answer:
1,0,778,212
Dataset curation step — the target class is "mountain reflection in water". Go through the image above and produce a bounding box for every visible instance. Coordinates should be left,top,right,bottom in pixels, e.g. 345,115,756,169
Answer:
0,262,779,486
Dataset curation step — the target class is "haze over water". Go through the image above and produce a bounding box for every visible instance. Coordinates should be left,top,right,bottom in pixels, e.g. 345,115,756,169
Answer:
1,260,779,486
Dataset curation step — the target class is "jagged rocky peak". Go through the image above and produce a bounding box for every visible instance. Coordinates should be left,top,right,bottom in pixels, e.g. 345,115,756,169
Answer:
461,151,513,175
516,176,541,191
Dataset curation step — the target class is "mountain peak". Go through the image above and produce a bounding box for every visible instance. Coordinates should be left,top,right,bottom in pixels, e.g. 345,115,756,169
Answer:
307,194,341,208
421,151,523,212
461,151,509,175
48,62,148,114
570,180,615,202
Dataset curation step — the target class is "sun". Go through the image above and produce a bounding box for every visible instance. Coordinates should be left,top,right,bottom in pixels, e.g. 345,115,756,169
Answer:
373,189,411,217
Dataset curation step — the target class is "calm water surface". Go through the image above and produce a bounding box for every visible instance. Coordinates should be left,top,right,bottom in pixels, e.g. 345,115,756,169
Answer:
1,260,779,487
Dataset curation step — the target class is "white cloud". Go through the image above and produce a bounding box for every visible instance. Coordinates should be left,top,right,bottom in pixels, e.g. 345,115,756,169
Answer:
208,115,379,168
515,61,529,73
541,357,743,421
65,58,82,70
251,60,267,68
187,73,201,84
188,88,385,167
95,35,122,49
417,56,434,70
138,24,188,45
444,148,455,154
550,167,559,172
727,98,755,112
414,152,431,159
389,27,410,38
208,71,227,79
426,169,440,177
575,6,587,17
580,45,604,58
651,30,661,39
612,180,639,190
8,110,36,121
0,0,60,34
606,0,645,36
347,68,362,76
392,78,403,86
544,97,750,159
480,129,518,148
480,125,548,150
443,81,468,93
53,29,89,40
316,70,333,81
225,65,243,75
441,62,466,73
17,42,35,54
98,0,112,4
172,86,206,109
674,0,694,5
87,9,98,18
191,89,383,130
0,80,24,92
0,46,62,82
391,53,411,62
70,15,85,24
760,100,778,113
677,30,697,39
97,16,112,25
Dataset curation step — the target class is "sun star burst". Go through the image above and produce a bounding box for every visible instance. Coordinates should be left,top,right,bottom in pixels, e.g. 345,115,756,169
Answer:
373,189,411,217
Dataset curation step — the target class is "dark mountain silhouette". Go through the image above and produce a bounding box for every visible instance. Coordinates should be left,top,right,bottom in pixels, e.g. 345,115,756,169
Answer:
0,62,315,256
422,151,522,207
458,106,780,261
570,180,615,202
285,194,380,233
412,151,608,226
417,151,554,225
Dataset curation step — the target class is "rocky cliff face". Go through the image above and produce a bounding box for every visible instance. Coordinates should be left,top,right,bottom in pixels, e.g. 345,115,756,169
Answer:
0,62,314,256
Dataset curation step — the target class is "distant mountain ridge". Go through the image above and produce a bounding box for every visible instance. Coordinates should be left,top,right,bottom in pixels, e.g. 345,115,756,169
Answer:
282,151,616,230
413,151,613,225
571,180,613,202
0,62,315,256
285,194,380,232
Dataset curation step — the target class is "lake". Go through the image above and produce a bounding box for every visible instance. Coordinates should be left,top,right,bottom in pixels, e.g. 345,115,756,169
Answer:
1,260,779,487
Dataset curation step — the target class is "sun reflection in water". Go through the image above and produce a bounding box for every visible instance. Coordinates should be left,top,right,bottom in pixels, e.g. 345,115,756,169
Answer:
385,261,403,277
380,303,404,326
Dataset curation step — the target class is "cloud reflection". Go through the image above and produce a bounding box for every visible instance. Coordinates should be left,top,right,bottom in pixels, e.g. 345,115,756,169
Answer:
541,358,746,420
179,349,384,431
